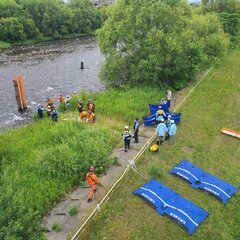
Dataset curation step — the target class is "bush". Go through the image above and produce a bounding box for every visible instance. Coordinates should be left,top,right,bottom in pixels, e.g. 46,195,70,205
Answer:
69,206,79,216
52,223,62,232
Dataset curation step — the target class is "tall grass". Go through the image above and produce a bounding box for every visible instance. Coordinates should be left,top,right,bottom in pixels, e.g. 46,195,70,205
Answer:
78,49,240,240
0,85,167,239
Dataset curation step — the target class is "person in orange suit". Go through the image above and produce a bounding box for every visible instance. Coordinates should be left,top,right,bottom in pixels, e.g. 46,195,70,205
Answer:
87,110,95,123
86,166,99,202
58,94,65,103
80,108,88,122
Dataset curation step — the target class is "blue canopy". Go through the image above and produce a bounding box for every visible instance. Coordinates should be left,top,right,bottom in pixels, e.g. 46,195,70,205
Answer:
133,179,208,235
169,160,239,204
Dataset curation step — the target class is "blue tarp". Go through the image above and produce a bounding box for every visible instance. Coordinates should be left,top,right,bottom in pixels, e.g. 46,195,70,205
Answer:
133,179,209,235
149,102,170,115
169,160,239,204
143,112,181,126
143,103,181,126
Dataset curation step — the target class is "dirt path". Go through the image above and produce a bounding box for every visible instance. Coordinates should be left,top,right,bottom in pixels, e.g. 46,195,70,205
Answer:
43,90,185,240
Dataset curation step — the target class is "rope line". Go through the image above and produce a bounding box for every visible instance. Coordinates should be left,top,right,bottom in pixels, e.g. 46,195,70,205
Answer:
70,66,213,240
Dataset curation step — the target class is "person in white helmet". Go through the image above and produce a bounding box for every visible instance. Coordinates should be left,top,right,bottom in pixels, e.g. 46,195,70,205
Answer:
122,126,132,152
168,119,177,144
156,118,168,145
65,95,71,107
166,115,172,140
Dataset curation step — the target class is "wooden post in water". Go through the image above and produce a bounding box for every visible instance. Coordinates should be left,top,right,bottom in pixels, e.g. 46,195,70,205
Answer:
13,75,27,111
80,60,84,70
13,77,22,111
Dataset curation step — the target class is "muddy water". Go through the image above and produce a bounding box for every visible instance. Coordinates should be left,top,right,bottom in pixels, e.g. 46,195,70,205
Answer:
0,37,104,130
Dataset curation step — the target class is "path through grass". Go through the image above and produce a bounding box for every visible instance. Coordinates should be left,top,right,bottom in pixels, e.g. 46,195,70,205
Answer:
78,49,240,240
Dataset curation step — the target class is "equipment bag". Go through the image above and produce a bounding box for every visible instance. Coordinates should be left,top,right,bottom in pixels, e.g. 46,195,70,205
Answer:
149,144,159,153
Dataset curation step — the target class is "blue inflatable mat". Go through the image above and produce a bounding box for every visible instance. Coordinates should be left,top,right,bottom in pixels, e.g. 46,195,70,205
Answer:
133,179,208,235
169,160,239,204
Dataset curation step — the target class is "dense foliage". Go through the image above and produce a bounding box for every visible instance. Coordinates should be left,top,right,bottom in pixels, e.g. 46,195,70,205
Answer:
0,120,114,239
0,0,101,42
97,0,230,89
202,0,240,42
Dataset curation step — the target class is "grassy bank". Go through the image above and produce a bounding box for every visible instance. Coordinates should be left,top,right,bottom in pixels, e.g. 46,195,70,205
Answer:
0,41,11,49
0,87,164,239
78,49,240,240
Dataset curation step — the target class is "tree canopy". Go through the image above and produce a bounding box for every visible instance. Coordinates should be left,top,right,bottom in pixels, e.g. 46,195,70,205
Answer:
97,0,230,89
0,0,101,42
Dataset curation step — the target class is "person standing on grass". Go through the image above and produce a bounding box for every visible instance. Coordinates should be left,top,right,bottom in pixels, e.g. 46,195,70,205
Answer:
51,107,58,122
167,90,172,107
37,104,44,119
168,120,177,144
156,118,168,145
122,126,132,152
86,166,99,202
166,115,172,140
133,118,140,143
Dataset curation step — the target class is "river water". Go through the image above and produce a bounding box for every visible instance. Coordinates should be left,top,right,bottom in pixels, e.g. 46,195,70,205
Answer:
0,37,104,130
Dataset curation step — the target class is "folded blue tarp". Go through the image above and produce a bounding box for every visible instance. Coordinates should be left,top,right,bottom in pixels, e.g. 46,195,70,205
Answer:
133,179,208,235
169,160,239,204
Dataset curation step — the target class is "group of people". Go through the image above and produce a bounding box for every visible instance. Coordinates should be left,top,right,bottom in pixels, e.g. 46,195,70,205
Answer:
37,97,59,122
121,118,140,152
77,99,95,123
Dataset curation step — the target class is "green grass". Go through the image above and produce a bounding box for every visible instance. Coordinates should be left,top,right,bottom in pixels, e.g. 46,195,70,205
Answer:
0,86,165,239
78,49,240,240
0,41,11,49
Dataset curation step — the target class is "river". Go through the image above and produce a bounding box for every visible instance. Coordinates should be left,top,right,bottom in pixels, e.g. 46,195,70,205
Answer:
0,37,104,131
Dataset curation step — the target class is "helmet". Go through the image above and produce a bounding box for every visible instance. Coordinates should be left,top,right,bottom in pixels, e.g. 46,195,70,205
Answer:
38,103,41,107
89,166,94,171
168,115,171,118
48,106,51,109
171,120,175,124
88,99,92,102
160,118,164,122
78,99,82,102
66,95,69,98
125,125,129,129
158,105,162,109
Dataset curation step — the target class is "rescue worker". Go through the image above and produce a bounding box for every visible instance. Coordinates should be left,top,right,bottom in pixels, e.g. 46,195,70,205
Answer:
122,126,132,152
168,120,177,144
58,94,65,103
65,95,71,107
51,107,58,122
37,104,44,119
166,115,172,140
87,99,95,113
87,110,95,123
86,166,99,202
80,107,88,122
77,99,84,113
155,105,166,124
133,118,140,143
156,118,168,145
46,97,54,109
167,90,172,107
46,105,52,117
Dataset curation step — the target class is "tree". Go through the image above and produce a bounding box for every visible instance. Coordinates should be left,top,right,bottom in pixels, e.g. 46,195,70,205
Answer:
97,0,229,89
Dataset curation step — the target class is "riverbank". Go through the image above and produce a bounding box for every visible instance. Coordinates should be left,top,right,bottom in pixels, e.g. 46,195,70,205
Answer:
78,48,240,240
0,86,166,239
0,32,96,49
